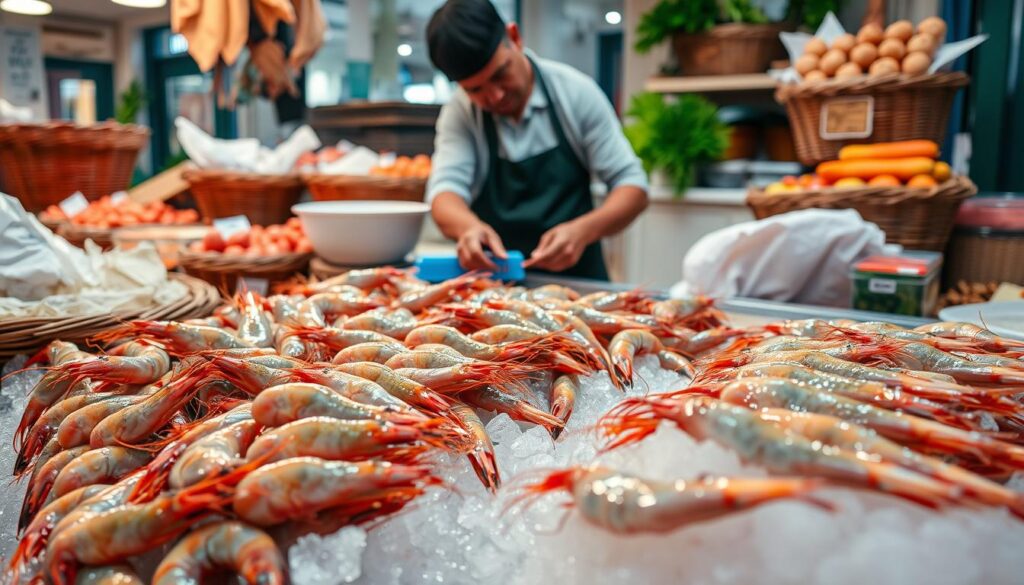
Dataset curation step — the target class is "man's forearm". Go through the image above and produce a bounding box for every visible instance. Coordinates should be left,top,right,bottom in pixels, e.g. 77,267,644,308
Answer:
431,192,486,240
571,185,648,245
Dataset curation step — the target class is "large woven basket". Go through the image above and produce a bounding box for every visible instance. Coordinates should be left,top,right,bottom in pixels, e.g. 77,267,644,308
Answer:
0,274,219,363
183,169,304,225
0,122,149,212
746,175,977,251
776,73,969,166
305,174,426,203
179,251,313,295
58,224,115,250
672,23,786,76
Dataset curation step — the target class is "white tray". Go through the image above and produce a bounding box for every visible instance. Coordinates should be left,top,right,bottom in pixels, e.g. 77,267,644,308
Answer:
938,301,1024,341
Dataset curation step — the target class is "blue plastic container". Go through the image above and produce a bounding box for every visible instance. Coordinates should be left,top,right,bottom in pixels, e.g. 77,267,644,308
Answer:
414,251,526,283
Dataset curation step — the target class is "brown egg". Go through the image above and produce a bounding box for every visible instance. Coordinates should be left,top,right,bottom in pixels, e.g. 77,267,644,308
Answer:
832,33,856,52
818,49,847,75
885,20,914,42
849,43,879,68
878,38,906,60
856,23,885,45
918,16,947,41
804,37,828,57
795,54,820,75
803,70,828,83
902,51,932,75
906,33,936,56
835,62,863,79
869,56,900,76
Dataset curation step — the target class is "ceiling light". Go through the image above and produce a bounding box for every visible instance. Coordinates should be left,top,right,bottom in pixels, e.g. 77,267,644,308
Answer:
111,0,167,7
0,0,52,15
397,43,412,57
605,10,622,25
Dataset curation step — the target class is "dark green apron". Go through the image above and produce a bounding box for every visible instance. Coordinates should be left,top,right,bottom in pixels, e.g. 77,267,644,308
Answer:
470,57,608,280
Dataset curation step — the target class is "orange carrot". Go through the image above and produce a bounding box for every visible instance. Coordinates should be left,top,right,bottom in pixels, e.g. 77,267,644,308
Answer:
816,157,936,182
837,140,939,161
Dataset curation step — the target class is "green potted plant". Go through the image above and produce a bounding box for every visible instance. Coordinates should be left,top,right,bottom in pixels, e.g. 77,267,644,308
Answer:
635,0,785,76
624,92,730,196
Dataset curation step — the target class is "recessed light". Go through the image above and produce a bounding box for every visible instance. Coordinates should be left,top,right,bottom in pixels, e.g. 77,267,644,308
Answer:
605,10,622,25
110,0,167,7
0,0,53,16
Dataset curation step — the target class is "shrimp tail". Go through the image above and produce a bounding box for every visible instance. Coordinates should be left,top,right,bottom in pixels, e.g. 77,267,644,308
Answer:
128,442,188,504
466,447,501,493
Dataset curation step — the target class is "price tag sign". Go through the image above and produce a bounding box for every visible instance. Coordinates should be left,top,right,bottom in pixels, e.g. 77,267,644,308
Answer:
110,191,129,206
213,215,251,240
820,96,874,140
237,276,269,296
378,152,397,168
58,192,89,218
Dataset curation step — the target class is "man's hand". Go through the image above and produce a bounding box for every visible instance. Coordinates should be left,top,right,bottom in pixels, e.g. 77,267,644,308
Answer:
457,223,508,271
523,221,591,272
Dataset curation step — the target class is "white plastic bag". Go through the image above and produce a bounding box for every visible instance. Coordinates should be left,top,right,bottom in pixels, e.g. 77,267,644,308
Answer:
670,209,900,307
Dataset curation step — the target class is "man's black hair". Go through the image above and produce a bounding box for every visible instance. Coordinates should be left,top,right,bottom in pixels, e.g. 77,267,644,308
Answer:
427,0,507,82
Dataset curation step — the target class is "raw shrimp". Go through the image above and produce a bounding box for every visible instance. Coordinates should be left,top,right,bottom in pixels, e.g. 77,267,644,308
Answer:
203,353,298,395
759,408,1024,515
251,383,428,428
43,479,229,585
96,320,254,355
9,484,107,572
396,274,480,312
764,319,857,338
650,296,724,329
235,292,275,348
89,360,210,447
437,304,547,332
15,342,96,452
288,366,419,412
20,445,91,533
728,362,983,430
56,395,144,449
663,327,751,357
313,266,409,291
915,322,1024,353
285,325,401,353
890,342,1024,385
269,295,313,327
232,457,438,526
608,329,665,382
406,324,587,372
340,307,418,339
657,350,696,378
515,466,825,534
303,292,385,319
548,310,617,380
577,290,652,313
16,392,119,475
245,416,429,464
449,403,501,492
480,298,563,331
332,341,409,365
49,447,152,502
602,396,963,509
333,361,451,413
568,304,649,336
55,341,170,391
549,375,578,438
74,564,144,585
213,304,242,328
151,521,285,585
953,351,1024,371
169,419,261,489
528,284,580,302
462,385,564,430
715,377,1024,470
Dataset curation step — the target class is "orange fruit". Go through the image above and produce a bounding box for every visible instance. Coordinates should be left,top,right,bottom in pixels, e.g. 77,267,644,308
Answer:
933,161,951,181
907,174,938,188
834,177,867,188
868,174,901,186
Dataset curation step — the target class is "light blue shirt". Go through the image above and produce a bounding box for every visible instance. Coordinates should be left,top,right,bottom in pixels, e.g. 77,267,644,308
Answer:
427,52,648,205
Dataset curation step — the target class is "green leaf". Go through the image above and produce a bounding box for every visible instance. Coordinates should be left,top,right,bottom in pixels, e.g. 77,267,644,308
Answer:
624,93,729,197
114,80,147,125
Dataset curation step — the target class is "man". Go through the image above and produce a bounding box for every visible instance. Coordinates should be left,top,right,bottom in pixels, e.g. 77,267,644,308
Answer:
425,0,648,280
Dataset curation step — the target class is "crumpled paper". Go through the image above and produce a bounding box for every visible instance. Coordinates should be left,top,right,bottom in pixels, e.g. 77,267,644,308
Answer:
0,98,34,123
0,194,187,318
175,116,321,174
670,209,901,308
773,12,988,83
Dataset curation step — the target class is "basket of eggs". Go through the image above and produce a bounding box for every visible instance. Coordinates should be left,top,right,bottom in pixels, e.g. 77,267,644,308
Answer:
777,17,969,166
746,139,977,252
304,155,431,203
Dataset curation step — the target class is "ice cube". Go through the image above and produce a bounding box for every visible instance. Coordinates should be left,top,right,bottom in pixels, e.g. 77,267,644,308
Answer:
289,526,367,585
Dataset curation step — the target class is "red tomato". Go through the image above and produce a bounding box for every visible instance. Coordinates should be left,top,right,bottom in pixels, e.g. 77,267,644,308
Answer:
202,230,226,253
224,244,246,255
226,230,251,248
295,239,314,253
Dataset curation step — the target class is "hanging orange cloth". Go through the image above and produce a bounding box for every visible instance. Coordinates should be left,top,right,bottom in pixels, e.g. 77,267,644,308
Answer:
171,0,228,72
222,0,249,66
289,0,326,70
253,0,297,36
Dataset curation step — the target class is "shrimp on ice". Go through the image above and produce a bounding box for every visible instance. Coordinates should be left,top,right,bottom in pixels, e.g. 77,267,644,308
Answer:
151,521,285,585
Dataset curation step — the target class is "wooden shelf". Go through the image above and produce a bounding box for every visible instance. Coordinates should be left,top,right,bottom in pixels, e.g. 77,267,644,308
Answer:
645,74,777,93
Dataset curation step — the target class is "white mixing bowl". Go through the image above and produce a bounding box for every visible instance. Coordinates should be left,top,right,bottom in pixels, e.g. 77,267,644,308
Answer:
292,200,430,266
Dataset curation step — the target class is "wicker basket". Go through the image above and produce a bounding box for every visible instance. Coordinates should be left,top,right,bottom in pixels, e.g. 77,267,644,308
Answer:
305,174,426,203
0,122,149,212
672,23,786,76
776,73,969,166
179,251,313,294
746,175,977,251
58,224,116,250
183,169,304,225
0,274,219,363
